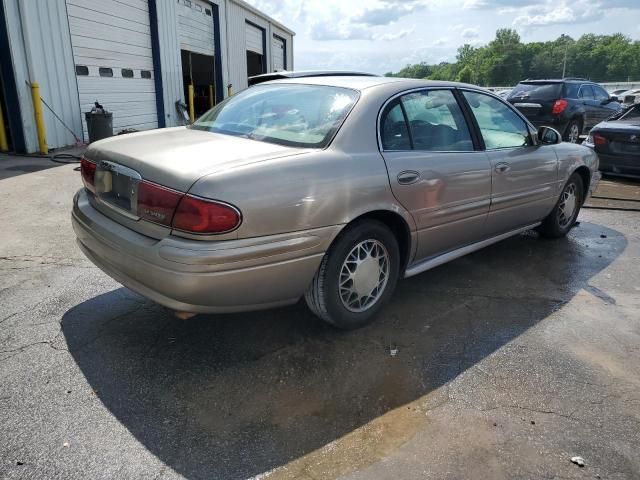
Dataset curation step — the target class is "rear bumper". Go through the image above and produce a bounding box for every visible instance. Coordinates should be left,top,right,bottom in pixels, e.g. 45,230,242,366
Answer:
597,153,640,178
72,189,341,313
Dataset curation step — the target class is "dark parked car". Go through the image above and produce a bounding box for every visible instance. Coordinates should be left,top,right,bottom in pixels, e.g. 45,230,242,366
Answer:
584,104,640,178
508,79,623,143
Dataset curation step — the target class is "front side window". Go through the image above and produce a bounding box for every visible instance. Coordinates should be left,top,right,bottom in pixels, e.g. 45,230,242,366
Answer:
191,84,359,148
592,85,609,102
463,91,531,149
400,90,473,151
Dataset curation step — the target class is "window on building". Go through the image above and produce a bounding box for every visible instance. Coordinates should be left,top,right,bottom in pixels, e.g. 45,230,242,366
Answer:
205,8,211,16
141,70,152,79
99,67,114,78
75,65,89,76
121,69,134,78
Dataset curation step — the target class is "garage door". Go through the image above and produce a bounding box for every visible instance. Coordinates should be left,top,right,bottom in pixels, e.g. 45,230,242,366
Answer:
272,35,285,71
177,0,215,56
66,0,157,140
245,23,264,55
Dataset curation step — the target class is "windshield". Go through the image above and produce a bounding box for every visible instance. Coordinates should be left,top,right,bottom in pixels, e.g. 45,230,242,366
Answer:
190,84,359,148
508,82,562,100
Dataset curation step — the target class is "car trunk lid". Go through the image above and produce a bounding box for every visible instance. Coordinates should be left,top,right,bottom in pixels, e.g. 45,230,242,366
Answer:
83,127,308,237
593,121,640,157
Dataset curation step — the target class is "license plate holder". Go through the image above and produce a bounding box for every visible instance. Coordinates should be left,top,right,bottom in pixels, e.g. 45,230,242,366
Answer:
94,161,141,217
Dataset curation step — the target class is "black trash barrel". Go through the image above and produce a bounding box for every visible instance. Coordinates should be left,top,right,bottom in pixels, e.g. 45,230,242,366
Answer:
85,112,113,143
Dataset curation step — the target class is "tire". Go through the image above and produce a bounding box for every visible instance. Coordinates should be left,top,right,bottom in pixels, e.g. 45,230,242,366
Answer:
563,119,582,143
305,220,400,330
537,173,584,238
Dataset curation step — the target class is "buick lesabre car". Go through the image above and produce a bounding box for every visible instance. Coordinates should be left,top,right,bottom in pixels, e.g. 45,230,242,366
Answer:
73,75,600,329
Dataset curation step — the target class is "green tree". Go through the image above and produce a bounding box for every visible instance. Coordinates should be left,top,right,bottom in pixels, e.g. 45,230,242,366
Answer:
386,31,640,86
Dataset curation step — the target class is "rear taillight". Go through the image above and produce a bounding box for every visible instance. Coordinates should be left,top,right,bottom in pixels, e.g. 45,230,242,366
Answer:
594,133,609,146
135,179,241,234
137,181,183,227
173,196,241,234
552,99,568,115
80,157,96,192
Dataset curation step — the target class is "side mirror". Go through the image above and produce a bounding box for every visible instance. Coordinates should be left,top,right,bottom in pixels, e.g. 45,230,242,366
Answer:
537,126,562,145
601,97,613,105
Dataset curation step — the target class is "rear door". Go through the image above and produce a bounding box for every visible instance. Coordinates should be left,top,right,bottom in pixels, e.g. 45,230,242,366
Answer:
460,90,559,235
380,89,492,261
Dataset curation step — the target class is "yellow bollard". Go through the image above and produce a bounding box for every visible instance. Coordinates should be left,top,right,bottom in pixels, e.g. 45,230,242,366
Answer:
188,84,195,123
227,84,233,97
208,85,214,108
0,98,8,152
31,82,48,154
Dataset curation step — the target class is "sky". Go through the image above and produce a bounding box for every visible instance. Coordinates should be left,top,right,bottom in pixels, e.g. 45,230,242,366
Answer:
245,0,640,75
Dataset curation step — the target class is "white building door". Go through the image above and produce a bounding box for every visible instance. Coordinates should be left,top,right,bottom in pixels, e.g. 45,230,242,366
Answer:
177,0,216,56
66,0,158,140
272,35,285,71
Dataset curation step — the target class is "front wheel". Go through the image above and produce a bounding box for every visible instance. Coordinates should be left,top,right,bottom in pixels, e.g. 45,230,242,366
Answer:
305,220,400,330
537,173,584,238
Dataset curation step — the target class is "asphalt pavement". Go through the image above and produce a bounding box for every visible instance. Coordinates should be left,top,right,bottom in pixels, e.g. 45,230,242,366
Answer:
1,157,639,480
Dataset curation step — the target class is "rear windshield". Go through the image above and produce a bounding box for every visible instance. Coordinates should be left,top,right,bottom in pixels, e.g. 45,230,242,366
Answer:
190,84,359,148
508,82,562,100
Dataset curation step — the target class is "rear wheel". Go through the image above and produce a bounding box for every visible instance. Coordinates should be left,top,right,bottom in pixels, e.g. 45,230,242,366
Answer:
537,173,584,238
305,220,400,330
564,119,582,143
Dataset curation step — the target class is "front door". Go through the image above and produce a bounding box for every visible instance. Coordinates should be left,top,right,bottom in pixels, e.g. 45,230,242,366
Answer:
380,89,492,262
579,84,599,131
460,90,559,235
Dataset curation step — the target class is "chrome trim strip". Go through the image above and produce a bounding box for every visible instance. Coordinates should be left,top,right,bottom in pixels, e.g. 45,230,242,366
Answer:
513,102,542,108
404,223,540,278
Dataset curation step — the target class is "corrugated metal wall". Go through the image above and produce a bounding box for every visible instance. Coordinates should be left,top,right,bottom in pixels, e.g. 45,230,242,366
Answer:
224,0,294,92
2,0,294,149
2,0,82,151
155,0,183,128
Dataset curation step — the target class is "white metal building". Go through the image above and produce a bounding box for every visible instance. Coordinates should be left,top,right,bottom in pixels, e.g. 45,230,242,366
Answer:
0,0,294,153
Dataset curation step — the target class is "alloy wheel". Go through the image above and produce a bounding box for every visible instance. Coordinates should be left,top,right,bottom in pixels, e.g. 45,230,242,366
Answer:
339,239,390,313
568,123,580,143
558,183,578,228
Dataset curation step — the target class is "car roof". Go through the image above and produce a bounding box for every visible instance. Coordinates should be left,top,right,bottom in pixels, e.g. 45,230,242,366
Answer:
259,75,482,92
248,70,378,86
519,78,594,84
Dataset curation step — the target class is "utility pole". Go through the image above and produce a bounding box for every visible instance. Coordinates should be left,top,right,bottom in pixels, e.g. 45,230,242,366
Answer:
561,34,568,78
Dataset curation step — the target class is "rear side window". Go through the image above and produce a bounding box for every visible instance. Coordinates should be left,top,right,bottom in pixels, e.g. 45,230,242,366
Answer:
509,83,562,100
381,100,411,150
463,91,531,149
564,83,580,98
579,85,594,99
400,90,473,151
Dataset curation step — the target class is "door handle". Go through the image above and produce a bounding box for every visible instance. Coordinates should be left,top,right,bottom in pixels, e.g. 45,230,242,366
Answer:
397,170,420,185
495,163,511,174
